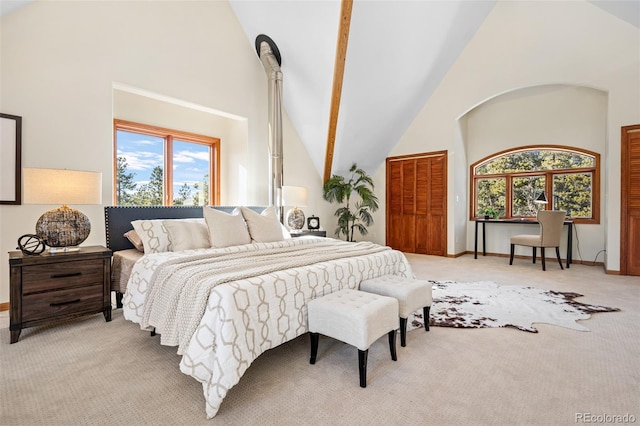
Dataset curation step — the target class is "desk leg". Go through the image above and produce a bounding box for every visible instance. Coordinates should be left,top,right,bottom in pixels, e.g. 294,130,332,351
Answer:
567,224,572,268
482,222,486,256
474,221,478,259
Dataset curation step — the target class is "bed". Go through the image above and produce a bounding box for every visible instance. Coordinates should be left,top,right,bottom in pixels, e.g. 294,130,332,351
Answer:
104,205,413,418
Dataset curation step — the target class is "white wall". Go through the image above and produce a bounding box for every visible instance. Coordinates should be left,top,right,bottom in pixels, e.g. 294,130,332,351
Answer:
370,0,639,271
0,1,328,304
464,85,607,261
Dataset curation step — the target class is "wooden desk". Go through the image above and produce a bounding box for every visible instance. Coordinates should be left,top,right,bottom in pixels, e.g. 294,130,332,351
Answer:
474,218,573,268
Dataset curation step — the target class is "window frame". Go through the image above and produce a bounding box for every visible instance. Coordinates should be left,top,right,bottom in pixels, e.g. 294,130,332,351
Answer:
469,145,600,224
113,119,220,206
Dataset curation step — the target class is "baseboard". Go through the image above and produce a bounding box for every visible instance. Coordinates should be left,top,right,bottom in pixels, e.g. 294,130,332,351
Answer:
465,251,510,258
447,252,467,258
571,259,604,267
0,302,8,312
465,250,606,268
605,269,621,275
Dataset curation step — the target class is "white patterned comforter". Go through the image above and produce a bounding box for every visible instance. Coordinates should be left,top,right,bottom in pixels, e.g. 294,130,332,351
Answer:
123,237,412,418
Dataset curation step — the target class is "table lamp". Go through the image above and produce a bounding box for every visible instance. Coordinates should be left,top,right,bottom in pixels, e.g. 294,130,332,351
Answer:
534,192,548,204
23,168,102,252
282,185,308,231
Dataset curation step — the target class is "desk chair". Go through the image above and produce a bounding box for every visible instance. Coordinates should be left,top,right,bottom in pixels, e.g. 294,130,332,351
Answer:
509,210,566,271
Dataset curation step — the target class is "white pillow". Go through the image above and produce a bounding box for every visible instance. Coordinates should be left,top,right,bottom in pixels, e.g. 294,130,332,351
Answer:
131,218,204,254
241,206,285,243
163,219,210,251
203,207,252,248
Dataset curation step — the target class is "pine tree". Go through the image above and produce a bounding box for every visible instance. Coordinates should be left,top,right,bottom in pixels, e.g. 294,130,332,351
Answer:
116,156,138,206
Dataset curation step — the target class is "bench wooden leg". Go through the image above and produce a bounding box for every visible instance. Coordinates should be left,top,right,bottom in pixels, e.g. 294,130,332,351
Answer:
423,306,430,331
358,349,368,388
309,332,319,364
399,317,407,347
388,330,397,361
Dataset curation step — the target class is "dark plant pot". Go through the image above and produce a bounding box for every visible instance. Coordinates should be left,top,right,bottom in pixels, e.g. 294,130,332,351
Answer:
484,215,490,220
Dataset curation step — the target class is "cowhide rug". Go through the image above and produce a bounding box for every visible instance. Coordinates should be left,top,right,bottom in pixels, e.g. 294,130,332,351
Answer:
408,281,620,333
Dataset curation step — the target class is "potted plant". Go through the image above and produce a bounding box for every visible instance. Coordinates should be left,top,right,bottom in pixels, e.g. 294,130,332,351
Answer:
322,163,379,242
481,207,499,219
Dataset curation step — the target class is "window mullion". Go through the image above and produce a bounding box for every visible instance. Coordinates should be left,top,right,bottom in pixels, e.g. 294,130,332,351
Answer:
506,175,512,218
166,136,173,206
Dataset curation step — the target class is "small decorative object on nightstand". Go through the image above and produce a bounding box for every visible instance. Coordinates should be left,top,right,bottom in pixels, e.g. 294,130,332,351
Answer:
307,215,320,230
8,245,112,343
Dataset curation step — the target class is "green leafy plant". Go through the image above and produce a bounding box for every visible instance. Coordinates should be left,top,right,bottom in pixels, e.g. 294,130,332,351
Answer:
481,207,499,219
322,163,379,242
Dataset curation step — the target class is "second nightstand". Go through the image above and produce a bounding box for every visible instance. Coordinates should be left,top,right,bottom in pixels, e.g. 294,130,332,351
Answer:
290,230,327,238
8,246,112,343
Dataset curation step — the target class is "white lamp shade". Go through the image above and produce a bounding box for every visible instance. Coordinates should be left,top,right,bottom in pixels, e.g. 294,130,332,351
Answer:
282,185,308,207
24,168,102,205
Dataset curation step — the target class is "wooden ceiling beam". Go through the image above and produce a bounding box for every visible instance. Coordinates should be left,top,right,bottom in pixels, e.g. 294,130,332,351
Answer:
323,0,353,184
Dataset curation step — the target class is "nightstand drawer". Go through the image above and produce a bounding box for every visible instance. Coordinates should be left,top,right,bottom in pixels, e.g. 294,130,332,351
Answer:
22,259,104,294
22,284,105,322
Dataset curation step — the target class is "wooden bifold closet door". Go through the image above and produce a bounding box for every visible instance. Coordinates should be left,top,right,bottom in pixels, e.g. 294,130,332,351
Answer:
386,151,447,255
621,125,640,276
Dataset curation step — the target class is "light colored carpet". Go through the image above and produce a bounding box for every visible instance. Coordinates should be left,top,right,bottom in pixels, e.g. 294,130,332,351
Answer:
1,254,638,425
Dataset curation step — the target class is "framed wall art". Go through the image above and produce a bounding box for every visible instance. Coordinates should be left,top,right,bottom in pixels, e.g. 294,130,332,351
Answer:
1,113,22,204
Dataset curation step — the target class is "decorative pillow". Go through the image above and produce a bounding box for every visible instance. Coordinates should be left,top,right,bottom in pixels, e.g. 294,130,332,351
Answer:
241,206,285,243
131,218,204,254
203,207,252,248
124,229,145,252
163,219,210,252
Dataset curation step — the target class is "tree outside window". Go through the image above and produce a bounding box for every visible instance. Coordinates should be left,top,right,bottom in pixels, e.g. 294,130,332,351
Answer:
476,178,505,217
512,175,545,217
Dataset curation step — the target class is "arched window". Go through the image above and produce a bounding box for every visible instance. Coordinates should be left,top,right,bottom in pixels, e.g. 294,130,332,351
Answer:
470,145,600,224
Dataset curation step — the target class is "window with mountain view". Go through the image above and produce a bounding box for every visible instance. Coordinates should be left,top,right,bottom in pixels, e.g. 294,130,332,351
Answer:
114,120,219,206
471,146,599,223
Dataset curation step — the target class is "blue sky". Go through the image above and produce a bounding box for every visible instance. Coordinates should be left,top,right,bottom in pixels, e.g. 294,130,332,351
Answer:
116,130,210,194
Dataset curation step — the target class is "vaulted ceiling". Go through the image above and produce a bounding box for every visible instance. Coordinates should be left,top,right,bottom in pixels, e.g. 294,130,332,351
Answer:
231,0,639,179
2,0,639,179
231,0,496,179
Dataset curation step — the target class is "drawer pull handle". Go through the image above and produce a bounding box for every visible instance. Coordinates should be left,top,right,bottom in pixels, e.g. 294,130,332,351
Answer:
49,299,81,307
50,272,82,279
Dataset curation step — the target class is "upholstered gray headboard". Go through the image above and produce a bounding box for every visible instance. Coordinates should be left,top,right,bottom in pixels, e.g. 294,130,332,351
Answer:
104,206,265,252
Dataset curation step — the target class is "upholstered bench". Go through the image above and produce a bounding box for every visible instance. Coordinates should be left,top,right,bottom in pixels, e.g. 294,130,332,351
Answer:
307,289,399,388
360,275,432,347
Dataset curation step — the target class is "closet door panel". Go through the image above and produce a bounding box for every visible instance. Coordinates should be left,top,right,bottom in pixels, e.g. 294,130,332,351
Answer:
387,161,404,250
622,126,640,275
386,151,447,256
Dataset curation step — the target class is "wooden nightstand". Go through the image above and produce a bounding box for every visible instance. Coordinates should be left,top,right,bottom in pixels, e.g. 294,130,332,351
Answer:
8,245,112,343
290,230,327,238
